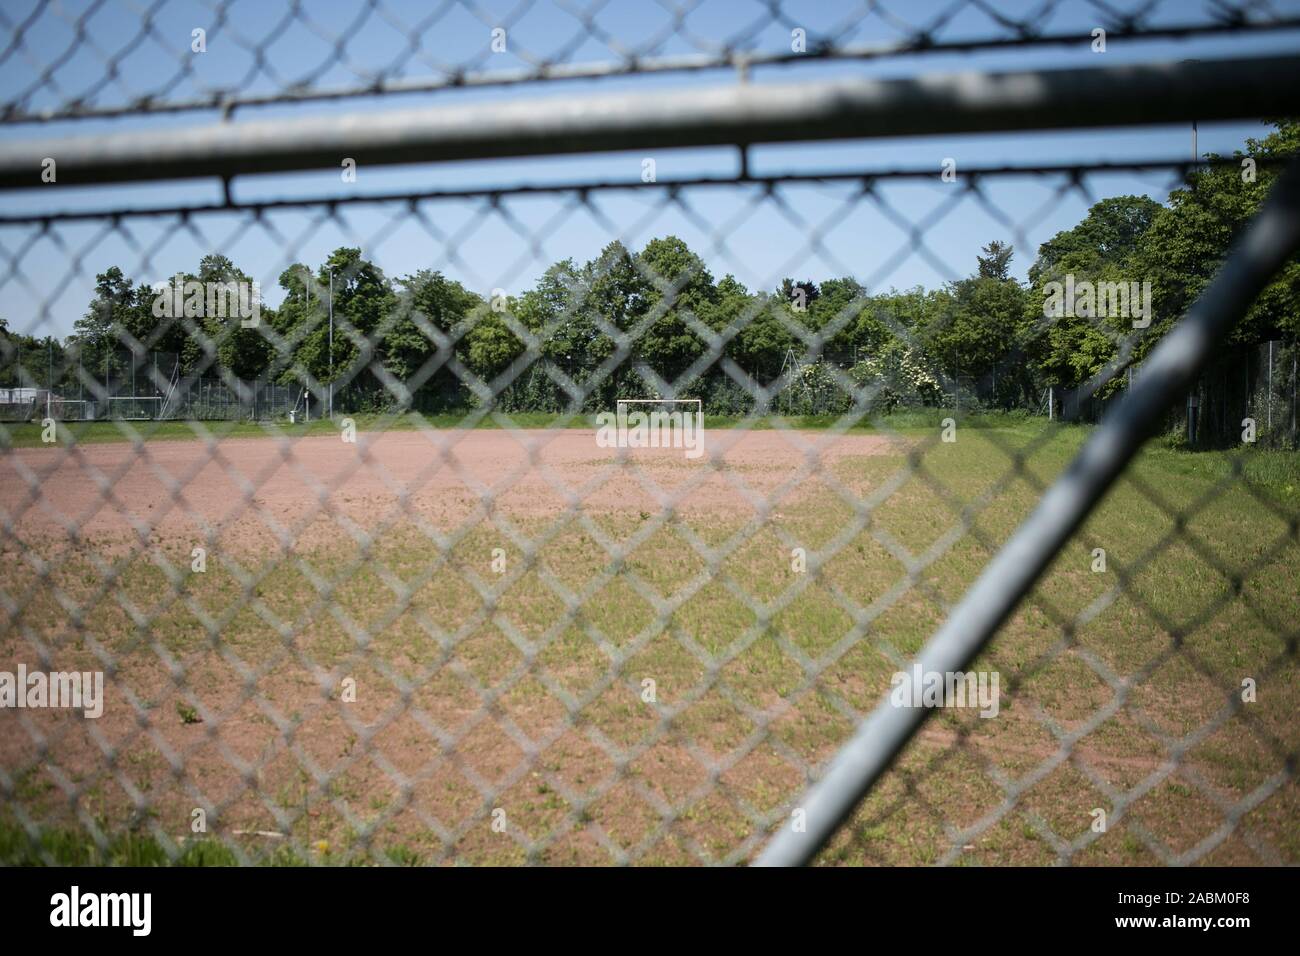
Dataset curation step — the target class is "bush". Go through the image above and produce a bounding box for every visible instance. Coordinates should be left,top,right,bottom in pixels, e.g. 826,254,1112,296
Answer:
1158,424,1190,451
849,340,944,413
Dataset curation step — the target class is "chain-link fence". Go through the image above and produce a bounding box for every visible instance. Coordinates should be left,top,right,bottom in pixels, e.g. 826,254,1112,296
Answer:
0,346,303,422
1,1,1298,867
5,0,1299,122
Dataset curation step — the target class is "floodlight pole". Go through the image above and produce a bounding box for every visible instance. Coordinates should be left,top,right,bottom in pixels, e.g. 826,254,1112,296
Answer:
328,266,334,419
1187,58,1201,448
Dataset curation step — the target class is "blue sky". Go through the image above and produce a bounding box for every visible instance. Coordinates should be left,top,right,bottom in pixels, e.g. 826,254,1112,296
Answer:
2,0,1298,339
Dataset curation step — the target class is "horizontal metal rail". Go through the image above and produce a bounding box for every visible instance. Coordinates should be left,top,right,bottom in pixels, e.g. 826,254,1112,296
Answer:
3,156,1280,226
754,156,1300,866
2,55,1299,190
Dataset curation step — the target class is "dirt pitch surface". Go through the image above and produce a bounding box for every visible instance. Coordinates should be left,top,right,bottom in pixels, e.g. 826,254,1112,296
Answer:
3,426,1296,866
2,428,896,547
1,428,901,864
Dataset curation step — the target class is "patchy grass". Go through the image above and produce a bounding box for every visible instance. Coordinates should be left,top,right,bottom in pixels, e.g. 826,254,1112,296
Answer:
2,419,1296,865
0,818,244,866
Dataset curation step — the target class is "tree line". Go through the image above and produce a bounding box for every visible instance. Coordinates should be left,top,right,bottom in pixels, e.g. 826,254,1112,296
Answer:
2,122,1296,420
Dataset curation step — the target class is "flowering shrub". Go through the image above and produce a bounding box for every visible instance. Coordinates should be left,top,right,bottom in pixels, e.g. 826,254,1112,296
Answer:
850,340,945,412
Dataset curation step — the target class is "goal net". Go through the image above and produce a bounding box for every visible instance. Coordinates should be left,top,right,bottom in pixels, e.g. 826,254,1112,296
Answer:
608,398,706,458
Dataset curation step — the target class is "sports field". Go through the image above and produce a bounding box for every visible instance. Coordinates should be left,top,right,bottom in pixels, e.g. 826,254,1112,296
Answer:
1,417,1297,864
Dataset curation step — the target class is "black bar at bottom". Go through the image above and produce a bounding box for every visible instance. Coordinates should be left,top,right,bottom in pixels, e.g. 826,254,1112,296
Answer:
0,865,1288,942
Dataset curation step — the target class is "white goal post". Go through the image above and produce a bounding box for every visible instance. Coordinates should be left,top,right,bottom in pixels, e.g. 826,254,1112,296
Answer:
615,398,703,414
614,398,704,429
605,398,706,459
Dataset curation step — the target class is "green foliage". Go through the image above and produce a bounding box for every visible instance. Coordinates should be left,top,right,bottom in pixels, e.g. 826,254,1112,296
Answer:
850,338,945,413
1133,121,1300,353
778,360,850,415
40,121,1298,421
0,316,67,390
0,818,242,866
976,240,1014,280
635,236,717,382
71,265,144,387
923,271,1029,397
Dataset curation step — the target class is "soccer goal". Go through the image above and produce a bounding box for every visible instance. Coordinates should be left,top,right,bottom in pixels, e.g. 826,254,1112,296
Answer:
105,396,164,420
615,398,703,417
608,398,706,458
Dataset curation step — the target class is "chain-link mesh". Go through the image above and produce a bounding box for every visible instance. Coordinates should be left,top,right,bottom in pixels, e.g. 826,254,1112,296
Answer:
1,1,1298,866
4,0,1300,122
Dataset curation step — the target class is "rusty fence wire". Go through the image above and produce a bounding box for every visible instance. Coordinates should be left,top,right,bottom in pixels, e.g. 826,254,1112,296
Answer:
0,0,1298,866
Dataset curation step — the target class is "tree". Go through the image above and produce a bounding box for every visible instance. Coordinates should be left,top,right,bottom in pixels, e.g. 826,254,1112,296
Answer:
634,237,717,385
463,300,525,390
726,286,793,386
976,241,1014,281
918,248,1029,405
394,269,481,387
1024,196,1162,391
807,277,895,361
197,253,271,381
1132,120,1300,351
1028,197,1161,287
779,278,820,315
71,266,143,393
306,248,397,400
269,262,316,384
0,317,69,391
